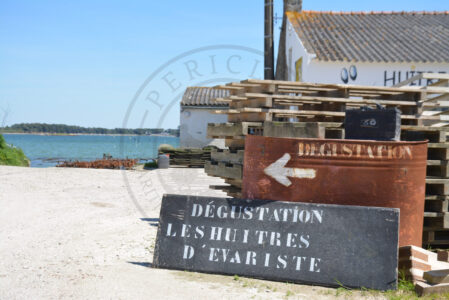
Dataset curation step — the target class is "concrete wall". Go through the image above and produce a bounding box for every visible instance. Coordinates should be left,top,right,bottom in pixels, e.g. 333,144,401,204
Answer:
285,18,449,86
180,106,228,148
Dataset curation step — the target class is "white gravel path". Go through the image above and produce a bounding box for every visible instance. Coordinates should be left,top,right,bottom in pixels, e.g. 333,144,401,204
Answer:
0,166,380,300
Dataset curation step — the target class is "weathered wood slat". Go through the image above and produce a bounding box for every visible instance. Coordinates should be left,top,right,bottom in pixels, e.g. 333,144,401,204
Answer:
402,129,446,143
242,78,449,95
225,138,245,149
224,178,242,188
211,149,244,165
209,77,449,243
423,229,449,248
427,178,449,196
242,93,420,106
423,212,449,229
204,161,243,180
224,107,434,121
207,122,262,138
427,161,449,178
425,196,449,213
428,144,449,160
227,112,272,123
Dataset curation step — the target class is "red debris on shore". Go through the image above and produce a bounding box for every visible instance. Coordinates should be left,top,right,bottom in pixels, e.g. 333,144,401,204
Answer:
57,158,137,170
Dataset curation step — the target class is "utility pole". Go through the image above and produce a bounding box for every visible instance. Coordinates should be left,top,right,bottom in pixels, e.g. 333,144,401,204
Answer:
276,0,302,80
264,0,274,80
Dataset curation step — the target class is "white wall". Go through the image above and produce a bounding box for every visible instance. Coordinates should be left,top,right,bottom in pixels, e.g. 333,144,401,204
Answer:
286,18,315,82
180,107,228,148
285,18,449,86
305,61,449,86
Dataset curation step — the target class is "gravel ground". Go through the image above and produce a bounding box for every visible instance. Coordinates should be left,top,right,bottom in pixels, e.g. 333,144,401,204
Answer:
0,166,385,299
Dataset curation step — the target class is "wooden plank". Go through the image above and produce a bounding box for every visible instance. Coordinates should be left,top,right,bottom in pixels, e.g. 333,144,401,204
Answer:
234,107,346,116
243,78,449,95
425,196,449,213
228,107,436,120
229,98,273,109
428,145,449,161
225,138,245,149
427,178,449,195
204,161,242,180
325,128,344,139
427,161,449,178
423,212,449,228
422,93,449,104
423,73,449,80
207,122,262,138
227,112,272,123
415,281,449,296
224,178,243,188
211,149,244,165
214,85,244,96
402,125,449,132
244,93,419,107
394,73,427,87
208,184,242,194
262,121,326,139
402,129,446,143
228,82,264,93
423,269,449,285
430,80,449,88
438,250,449,262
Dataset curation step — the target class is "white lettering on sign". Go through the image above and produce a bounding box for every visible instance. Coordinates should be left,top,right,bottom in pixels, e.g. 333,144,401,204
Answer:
264,153,316,187
298,142,413,160
162,201,326,272
187,201,323,223
183,245,195,259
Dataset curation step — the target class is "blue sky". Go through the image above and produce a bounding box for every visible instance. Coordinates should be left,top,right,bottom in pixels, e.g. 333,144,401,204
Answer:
0,0,447,129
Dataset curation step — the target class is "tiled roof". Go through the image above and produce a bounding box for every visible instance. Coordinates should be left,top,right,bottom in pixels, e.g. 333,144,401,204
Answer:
180,87,229,107
287,11,449,63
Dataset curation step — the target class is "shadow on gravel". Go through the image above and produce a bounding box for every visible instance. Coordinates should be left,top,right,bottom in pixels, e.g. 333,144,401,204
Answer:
128,261,153,268
140,218,159,227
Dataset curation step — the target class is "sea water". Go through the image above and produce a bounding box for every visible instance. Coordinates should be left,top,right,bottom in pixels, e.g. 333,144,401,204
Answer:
3,134,180,167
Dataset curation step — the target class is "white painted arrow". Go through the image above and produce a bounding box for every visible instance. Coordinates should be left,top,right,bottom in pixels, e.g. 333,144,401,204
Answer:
263,153,316,187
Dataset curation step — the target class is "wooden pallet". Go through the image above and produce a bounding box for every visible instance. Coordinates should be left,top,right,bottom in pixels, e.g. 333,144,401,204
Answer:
205,76,449,247
428,144,449,160
423,228,449,246
426,178,449,196
208,121,341,140
207,122,263,138
211,149,244,165
402,128,448,143
427,161,449,178
424,212,449,229
214,75,449,127
209,184,242,197
204,161,242,180
425,195,449,213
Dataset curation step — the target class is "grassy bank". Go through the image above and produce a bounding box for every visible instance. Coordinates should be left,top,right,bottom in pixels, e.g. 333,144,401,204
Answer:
0,134,30,166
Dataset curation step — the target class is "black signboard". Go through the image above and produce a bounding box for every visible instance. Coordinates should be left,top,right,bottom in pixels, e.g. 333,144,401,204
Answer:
153,194,399,290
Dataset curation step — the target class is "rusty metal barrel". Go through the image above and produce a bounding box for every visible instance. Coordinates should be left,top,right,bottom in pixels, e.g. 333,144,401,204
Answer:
242,135,428,247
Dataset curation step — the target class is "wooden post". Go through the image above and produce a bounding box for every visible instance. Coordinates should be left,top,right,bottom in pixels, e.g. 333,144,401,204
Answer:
264,0,274,80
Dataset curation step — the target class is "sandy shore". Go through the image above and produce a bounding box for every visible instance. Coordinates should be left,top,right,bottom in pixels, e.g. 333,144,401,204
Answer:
0,166,382,299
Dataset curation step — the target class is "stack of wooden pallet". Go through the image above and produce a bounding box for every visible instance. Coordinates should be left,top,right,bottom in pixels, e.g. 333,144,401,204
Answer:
206,121,337,197
204,73,449,247
158,147,211,168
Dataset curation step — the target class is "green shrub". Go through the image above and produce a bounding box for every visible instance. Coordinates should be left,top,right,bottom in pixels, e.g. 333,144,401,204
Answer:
144,160,158,169
0,134,30,167
158,144,175,152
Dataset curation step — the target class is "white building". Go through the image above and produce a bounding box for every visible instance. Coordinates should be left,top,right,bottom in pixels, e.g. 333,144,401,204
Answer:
284,11,449,86
179,87,229,148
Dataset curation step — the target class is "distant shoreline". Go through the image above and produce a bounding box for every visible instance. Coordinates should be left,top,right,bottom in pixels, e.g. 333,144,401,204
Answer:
1,132,178,138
